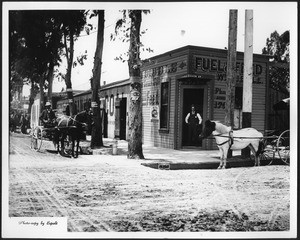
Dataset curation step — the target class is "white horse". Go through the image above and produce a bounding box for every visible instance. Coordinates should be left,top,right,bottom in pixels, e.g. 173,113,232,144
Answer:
200,120,264,169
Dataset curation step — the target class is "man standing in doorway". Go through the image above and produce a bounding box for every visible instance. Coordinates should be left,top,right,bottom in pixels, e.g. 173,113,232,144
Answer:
185,104,202,146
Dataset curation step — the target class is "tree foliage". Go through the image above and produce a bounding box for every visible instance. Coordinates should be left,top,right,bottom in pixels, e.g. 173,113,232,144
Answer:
57,10,88,116
262,30,290,94
9,10,90,115
111,10,152,63
10,10,68,113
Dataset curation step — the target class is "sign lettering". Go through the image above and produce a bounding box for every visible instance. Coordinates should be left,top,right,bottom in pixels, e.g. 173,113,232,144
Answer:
214,87,226,109
194,56,264,84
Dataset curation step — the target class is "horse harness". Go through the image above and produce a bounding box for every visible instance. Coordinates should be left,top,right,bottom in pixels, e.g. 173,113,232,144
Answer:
213,130,234,149
57,115,87,128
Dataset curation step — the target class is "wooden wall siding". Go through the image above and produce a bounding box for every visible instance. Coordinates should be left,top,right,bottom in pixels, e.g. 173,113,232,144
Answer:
141,52,188,148
186,47,268,150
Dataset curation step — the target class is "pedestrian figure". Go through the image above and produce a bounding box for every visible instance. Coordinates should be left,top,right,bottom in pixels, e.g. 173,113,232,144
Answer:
10,112,20,132
10,113,16,132
185,104,202,145
20,113,29,134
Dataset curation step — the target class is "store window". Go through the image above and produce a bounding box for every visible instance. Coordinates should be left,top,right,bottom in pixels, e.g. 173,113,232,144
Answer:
160,82,169,130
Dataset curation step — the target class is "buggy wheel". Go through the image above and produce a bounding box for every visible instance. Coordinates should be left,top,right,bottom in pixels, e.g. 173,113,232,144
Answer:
31,126,43,151
276,130,290,165
259,150,274,166
59,134,73,157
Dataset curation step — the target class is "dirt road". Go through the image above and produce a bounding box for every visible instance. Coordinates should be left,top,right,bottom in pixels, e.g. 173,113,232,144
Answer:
8,132,290,232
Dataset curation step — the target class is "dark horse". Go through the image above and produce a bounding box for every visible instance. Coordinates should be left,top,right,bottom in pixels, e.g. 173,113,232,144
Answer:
53,110,91,158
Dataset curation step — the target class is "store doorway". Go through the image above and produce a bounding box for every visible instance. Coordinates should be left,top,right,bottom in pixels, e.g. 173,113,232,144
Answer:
119,98,127,140
182,88,204,147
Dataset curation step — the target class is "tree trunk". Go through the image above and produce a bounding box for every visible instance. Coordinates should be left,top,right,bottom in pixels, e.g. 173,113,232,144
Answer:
39,77,45,116
64,29,76,116
127,10,144,159
90,10,104,148
47,61,54,105
28,81,36,115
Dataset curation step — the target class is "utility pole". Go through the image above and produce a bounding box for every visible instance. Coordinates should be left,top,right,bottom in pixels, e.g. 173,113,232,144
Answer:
242,9,253,157
225,9,238,158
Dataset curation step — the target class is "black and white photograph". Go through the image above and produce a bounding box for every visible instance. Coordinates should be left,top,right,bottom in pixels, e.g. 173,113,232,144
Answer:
2,1,297,238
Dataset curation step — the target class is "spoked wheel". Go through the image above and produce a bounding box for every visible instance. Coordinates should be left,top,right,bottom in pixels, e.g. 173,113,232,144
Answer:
59,135,75,157
259,146,275,166
31,126,43,151
276,130,290,165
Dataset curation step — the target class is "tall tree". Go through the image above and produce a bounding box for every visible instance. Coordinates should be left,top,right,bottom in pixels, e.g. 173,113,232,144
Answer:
262,30,290,95
127,10,144,159
113,10,150,159
60,10,87,116
90,10,105,148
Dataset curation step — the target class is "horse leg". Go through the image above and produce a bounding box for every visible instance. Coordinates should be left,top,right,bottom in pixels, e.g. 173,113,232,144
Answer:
75,138,80,158
218,148,224,169
222,147,229,169
56,130,61,155
249,144,259,166
59,134,65,156
55,131,60,155
76,136,80,157
71,136,75,158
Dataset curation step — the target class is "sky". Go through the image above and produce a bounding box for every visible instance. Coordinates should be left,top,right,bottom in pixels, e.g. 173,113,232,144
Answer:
4,2,297,94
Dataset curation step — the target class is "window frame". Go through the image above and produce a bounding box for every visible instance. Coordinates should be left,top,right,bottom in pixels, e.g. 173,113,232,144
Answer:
159,81,170,133
109,94,114,116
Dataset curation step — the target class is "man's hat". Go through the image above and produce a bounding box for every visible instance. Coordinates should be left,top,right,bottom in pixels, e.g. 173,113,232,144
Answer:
45,102,51,107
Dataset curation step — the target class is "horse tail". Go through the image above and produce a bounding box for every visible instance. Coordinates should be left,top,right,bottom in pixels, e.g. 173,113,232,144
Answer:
256,139,265,158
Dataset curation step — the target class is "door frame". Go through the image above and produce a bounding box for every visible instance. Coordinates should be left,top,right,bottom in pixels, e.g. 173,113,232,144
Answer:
176,80,208,149
119,98,127,140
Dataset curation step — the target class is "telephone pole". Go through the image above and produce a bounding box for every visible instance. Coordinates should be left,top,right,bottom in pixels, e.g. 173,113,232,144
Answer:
242,9,253,157
225,9,238,127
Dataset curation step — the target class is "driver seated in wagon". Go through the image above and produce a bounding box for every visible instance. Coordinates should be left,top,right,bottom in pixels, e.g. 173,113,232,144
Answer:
40,101,57,128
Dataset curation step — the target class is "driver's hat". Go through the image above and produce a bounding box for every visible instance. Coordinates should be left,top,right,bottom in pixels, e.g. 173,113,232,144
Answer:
45,102,51,107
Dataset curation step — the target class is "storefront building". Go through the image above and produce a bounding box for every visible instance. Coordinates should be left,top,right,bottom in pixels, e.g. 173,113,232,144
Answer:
141,45,269,150
99,79,130,140
97,45,269,150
